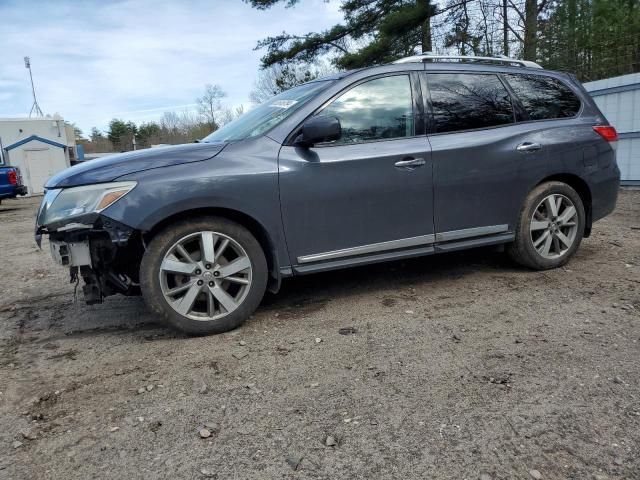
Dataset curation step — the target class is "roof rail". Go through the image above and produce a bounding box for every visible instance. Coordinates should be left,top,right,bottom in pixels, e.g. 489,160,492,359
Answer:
393,53,542,69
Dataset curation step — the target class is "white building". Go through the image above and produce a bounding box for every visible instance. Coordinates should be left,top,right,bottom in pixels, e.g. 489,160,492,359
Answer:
584,73,640,185
0,117,77,195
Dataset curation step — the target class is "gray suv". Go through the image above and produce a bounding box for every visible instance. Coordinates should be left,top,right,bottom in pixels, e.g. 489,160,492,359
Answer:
36,55,620,335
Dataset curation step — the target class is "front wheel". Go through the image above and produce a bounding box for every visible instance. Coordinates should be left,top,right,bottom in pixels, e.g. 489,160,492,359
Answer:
140,217,268,335
508,181,585,270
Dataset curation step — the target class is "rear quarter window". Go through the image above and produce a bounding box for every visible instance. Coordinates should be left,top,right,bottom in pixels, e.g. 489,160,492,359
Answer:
504,74,581,121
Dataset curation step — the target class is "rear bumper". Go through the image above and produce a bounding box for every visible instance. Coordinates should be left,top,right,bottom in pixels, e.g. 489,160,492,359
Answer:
591,165,620,222
0,185,27,199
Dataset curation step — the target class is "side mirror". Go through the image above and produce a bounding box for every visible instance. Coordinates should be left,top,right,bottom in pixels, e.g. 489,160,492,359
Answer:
295,115,341,147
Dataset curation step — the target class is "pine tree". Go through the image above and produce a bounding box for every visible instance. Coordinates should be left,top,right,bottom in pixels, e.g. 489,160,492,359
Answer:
249,0,437,69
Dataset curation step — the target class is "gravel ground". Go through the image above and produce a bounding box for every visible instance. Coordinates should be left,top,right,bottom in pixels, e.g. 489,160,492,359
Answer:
0,191,639,480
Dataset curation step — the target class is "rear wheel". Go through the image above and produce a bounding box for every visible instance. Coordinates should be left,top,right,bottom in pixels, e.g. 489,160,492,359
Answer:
508,181,585,270
140,217,268,335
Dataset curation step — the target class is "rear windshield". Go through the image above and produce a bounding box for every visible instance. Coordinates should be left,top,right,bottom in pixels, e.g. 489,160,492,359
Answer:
504,74,581,120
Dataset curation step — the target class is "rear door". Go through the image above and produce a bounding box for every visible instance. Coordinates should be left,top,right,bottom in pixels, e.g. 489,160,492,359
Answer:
279,73,435,267
422,71,549,241
502,73,596,170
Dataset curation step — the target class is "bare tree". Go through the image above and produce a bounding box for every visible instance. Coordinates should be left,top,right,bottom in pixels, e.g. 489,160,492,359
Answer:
196,84,226,130
176,110,205,132
160,111,181,133
502,0,509,56
522,0,537,60
506,0,549,61
217,105,246,126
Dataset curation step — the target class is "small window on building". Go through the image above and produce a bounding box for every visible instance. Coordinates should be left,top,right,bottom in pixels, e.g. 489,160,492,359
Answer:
426,73,515,134
504,74,581,121
316,75,414,145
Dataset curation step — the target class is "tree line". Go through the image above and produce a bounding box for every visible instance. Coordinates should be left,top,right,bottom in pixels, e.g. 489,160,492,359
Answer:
81,1,638,153
249,0,639,81
81,84,244,153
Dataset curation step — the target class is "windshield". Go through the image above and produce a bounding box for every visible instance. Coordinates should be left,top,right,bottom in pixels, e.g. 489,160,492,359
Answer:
202,80,333,143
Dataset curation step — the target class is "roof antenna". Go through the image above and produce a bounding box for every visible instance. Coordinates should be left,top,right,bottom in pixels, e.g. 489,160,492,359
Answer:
24,56,44,117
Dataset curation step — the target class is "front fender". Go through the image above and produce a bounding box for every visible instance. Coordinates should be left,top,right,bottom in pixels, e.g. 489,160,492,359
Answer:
102,137,291,269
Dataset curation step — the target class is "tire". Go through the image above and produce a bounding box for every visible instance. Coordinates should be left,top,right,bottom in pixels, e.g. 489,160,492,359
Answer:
140,217,268,335
508,181,585,270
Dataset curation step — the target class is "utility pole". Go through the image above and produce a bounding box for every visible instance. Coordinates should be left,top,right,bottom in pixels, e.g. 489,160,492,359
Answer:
24,56,44,117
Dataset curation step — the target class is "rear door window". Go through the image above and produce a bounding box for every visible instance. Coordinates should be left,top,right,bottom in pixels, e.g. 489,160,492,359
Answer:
504,74,581,120
426,73,515,134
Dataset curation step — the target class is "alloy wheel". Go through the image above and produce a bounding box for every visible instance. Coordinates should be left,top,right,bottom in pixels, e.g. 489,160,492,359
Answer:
159,231,252,321
530,193,579,259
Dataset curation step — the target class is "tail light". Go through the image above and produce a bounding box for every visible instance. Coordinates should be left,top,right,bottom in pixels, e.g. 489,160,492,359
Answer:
593,125,618,142
7,169,17,185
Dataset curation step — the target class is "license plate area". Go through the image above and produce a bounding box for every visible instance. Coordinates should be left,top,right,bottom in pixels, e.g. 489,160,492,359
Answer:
50,240,92,267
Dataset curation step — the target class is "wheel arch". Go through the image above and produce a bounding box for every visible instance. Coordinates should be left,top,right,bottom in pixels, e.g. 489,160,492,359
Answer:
142,207,281,292
535,173,592,237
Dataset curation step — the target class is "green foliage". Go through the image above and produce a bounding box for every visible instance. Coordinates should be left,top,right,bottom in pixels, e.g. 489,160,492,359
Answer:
125,121,138,136
253,0,436,69
89,84,236,152
250,61,337,103
248,0,299,8
72,125,84,140
136,122,161,142
107,119,132,146
250,0,638,81
90,127,104,142
539,0,640,80
275,65,316,91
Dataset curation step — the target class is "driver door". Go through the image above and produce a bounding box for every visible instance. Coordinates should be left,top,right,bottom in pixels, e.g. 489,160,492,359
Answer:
278,73,435,269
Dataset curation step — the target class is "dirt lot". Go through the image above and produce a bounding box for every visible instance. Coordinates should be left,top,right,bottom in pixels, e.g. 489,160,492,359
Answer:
0,192,639,480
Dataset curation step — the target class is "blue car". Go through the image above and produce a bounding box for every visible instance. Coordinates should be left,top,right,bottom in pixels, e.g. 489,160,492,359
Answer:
0,166,27,204
36,55,620,335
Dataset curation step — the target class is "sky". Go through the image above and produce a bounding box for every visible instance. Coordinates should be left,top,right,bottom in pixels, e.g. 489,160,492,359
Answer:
0,0,343,135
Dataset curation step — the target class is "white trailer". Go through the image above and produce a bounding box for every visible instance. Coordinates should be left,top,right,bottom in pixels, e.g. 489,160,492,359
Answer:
0,117,76,195
584,73,640,185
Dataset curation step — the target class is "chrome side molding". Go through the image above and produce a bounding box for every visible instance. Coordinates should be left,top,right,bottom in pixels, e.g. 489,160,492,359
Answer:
435,224,508,242
297,234,435,264
297,224,510,264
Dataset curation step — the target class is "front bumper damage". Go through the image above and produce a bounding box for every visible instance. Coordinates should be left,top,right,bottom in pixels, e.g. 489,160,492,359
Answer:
36,215,144,305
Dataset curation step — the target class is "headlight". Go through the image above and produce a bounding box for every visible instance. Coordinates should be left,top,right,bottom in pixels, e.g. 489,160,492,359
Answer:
42,181,137,225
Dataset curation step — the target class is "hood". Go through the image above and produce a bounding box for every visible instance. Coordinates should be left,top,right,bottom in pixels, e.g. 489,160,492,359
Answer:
46,142,227,188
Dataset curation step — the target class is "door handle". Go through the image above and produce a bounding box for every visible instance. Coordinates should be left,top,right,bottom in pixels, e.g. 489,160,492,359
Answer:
394,158,426,169
517,142,542,152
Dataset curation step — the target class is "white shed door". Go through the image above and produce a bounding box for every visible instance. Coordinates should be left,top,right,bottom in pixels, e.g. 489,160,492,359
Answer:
24,149,58,194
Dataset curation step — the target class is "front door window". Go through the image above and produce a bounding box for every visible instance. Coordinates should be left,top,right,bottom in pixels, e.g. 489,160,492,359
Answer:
315,75,414,145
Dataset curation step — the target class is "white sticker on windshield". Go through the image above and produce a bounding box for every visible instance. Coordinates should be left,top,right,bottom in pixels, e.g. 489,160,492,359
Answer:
270,99,297,109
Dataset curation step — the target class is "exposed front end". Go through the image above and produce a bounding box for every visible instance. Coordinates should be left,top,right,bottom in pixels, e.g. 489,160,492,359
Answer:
35,182,144,304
